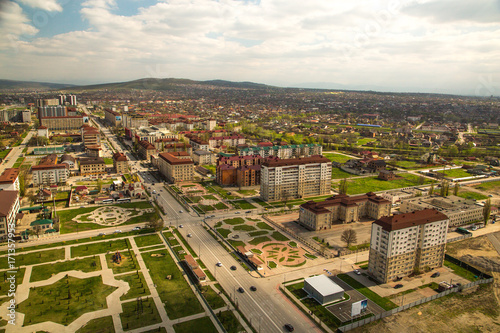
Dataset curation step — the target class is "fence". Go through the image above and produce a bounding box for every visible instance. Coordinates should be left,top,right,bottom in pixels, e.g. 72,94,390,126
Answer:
338,277,493,332
446,233,472,243
261,215,333,258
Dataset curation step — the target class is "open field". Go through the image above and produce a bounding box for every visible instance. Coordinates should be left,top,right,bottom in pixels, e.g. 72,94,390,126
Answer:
435,168,472,178
346,174,431,195
324,153,353,163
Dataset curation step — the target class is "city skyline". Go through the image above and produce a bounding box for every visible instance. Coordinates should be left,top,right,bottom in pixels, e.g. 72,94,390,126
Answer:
1,0,500,96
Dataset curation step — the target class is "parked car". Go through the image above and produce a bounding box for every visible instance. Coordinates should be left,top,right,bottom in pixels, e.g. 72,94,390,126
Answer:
179,224,183,228
431,272,440,278
246,211,252,213
179,210,183,213
230,266,237,271
237,287,244,293
132,226,141,231
394,284,403,289
98,233,106,236
250,286,257,291
113,230,122,234
187,233,192,238
354,269,361,275
216,262,222,267
284,324,294,332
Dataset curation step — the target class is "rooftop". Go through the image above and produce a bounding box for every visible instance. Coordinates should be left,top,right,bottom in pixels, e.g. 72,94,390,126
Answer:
374,208,448,231
0,168,19,184
305,274,344,296
262,155,331,167
0,190,18,217
79,157,105,165
159,152,193,165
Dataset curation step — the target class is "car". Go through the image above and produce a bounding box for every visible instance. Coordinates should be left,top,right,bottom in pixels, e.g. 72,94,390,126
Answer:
98,232,106,236
179,224,183,228
250,286,257,291
284,324,294,332
230,265,237,271
132,226,141,231
393,276,402,282
187,233,192,238
216,262,222,267
246,211,251,213
394,284,403,289
235,212,240,214
354,269,361,275
237,287,244,293
431,272,440,278
179,210,183,213
80,206,85,208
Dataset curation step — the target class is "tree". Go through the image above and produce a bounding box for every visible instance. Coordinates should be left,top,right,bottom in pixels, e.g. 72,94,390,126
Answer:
97,180,103,193
341,229,357,248
440,180,449,197
338,178,348,195
483,198,492,225
147,216,163,231
428,183,435,196
453,183,460,196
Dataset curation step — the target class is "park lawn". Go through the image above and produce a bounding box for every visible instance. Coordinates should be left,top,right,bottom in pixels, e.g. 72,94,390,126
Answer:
203,195,218,200
141,250,203,319
256,222,274,230
173,316,218,333
271,231,289,241
216,228,231,238
331,168,354,179
76,316,115,333
233,225,256,232
71,239,131,258
163,231,180,246
30,257,101,282
105,250,139,274
134,234,162,248
18,276,117,326
0,149,11,159
456,190,489,201
223,218,245,225
232,200,256,209
473,180,500,192
140,245,165,252
0,268,25,296
252,198,270,207
337,274,397,310
186,196,202,203
227,240,245,248
54,191,70,200
200,285,226,309
444,260,480,281
436,168,472,178
249,236,271,246
237,189,257,196
214,202,229,210
198,204,216,212
346,173,432,195
120,297,162,331
268,261,277,268
0,248,64,269
391,160,427,169
217,310,245,333
249,230,269,237
116,272,151,301
323,153,352,163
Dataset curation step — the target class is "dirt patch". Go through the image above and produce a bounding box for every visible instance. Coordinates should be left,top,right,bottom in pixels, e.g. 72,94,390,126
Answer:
446,235,495,257
461,255,500,273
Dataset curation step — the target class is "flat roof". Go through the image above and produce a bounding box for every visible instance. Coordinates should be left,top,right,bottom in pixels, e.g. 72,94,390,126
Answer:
305,275,344,296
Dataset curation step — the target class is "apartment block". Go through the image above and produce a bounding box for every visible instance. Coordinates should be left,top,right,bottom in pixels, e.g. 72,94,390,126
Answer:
0,168,20,191
113,152,128,174
105,108,122,127
260,155,332,202
158,152,194,183
31,154,69,185
138,140,156,160
400,195,483,227
79,157,106,176
192,150,215,165
368,209,449,283
81,125,101,148
0,190,20,240
208,135,245,148
299,192,391,231
238,143,323,159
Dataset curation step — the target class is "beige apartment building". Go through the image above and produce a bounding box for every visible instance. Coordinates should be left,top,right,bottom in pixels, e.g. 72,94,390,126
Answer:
400,195,483,227
138,140,156,160
368,209,449,283
158,152,194,183
113,152,128,174
79,157,106,176
299,192,391,231
260,155,332,202
31,154,69,185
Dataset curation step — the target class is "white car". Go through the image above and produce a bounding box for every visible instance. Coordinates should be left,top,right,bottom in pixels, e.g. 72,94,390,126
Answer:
132,226,141,231
354,269,361,275
187,233,192,238
216,262,222,267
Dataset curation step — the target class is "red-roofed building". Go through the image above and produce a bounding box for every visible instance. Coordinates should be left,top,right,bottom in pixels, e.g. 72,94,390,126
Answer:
158,152,194,183
0,168,20,191
138,140,156,160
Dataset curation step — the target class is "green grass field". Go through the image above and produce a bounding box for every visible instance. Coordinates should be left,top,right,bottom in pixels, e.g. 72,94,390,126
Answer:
357,138,377,146
223,218,245,225
134,234,162,248
337,274,397,310
331,167,354,179
120,296,162,330
323,153,352,163
30,257,101,282
173,316,218,333
18,276,117,326
232,200,256,209
76,316,115,333
271,231,289,241
233,225,256,232
0,268,25,296
216,228,231,238
0,249,65,269
346,173,432,195
474,180,500,192
456,190,489,201
105,250,139,274
249,236,271,246
435,168,472,178
71,239,131,258
256,222,274,230
116,272,151,301
141,250,203,319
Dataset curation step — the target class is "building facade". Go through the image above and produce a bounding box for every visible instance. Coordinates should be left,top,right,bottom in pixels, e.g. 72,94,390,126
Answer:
368,209,449,283
192,150,215,165
31,154,69,185
138,140,156,160
260,155,332,202
238,143,323,159
81,125,101,148
158,152,194,183
113,152,128,174
79,157,106,176
299,192,391,231
105,109,122,127
0,168,20,191
400,195,483,227
0,190,20,240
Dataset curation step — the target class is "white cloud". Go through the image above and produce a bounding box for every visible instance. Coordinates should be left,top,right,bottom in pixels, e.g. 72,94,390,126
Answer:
1,0,500,95
17,0,63,12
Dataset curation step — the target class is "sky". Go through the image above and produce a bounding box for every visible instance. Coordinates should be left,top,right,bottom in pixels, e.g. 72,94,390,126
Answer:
1,0,500,95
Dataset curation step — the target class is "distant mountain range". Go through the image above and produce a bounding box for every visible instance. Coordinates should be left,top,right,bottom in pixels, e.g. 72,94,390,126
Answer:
0,79,75,90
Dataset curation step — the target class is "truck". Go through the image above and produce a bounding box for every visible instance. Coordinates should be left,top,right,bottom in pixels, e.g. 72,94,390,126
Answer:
456,227,472,235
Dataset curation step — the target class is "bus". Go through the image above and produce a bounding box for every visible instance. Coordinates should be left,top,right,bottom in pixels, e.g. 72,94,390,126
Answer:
117,198,131,203
456,227,472,235
102,199,114,204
